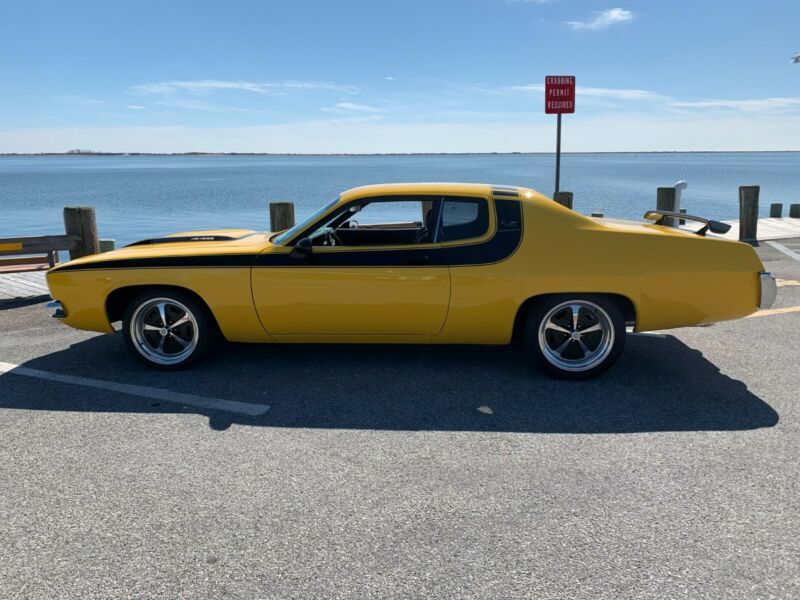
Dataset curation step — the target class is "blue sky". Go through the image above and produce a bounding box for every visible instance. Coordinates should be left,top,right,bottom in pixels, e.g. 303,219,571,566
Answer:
1,0,799,152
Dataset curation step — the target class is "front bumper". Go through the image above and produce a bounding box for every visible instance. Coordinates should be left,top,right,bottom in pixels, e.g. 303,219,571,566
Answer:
45,300,66,319
759,272,777,310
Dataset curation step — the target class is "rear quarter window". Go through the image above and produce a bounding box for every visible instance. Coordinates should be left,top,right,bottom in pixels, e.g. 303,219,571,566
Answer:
439,197,490,242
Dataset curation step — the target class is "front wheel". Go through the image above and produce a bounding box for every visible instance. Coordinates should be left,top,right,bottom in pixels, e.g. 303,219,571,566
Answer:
122,289,213,370
524,296,625,380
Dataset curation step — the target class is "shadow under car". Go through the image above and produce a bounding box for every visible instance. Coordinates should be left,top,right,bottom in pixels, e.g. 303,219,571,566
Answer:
0,332,778,434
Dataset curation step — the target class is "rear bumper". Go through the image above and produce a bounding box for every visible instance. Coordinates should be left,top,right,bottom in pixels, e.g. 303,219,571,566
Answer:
759,272,777,310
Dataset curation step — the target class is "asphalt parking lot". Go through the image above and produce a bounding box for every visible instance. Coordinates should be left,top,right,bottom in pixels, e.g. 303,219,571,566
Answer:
1,241,799,599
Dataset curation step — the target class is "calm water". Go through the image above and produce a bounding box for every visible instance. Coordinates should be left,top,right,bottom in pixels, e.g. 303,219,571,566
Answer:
1,153,798,245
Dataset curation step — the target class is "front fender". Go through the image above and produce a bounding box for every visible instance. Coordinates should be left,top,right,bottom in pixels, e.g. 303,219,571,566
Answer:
47,266,270,342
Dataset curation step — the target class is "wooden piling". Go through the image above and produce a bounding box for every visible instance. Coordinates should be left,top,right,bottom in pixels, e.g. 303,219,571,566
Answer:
269,202,296,232
656,187,678,227
790,204,800,218
63,206,99,259
738,186,759,242
769,203,783,218
553,191,573,210
591,212,604,218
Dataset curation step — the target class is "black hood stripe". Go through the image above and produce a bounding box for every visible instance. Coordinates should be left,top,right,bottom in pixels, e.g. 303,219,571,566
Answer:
125,233,256,247
50,254,257,272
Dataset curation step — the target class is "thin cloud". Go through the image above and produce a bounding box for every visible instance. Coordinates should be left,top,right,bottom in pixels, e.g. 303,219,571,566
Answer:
565,8,634,31
670,97,800,112
508,84,666,101
469,81,799,114
57,95,106,106
152,98,275,114
323,102,384,113
126,105,145,110
132,80,358,96
6,115,800,153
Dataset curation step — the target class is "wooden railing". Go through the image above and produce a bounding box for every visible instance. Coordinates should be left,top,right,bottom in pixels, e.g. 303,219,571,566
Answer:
0,206,103,273
0,234,82,269
553,184,800,243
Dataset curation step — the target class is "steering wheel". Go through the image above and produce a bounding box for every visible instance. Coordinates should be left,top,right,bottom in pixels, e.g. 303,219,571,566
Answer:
323,228,342,246
413,226,429,244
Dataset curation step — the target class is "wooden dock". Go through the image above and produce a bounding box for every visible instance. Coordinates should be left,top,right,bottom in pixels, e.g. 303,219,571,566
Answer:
0,271,49,303
717,217,800,242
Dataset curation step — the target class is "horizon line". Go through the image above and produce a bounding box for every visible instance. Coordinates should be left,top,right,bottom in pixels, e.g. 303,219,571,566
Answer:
2,150,800,157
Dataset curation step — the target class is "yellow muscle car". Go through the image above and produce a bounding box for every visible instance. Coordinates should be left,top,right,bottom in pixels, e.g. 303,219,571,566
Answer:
45,183,776,379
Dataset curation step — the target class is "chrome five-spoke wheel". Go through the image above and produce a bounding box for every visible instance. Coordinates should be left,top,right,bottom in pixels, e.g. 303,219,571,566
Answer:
525,296,625,379
131,298,198,365
538,301,614,372
123,290,212,370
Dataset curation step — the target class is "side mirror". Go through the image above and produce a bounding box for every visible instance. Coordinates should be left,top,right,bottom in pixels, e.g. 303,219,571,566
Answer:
290,237,313,259
707,220,731,234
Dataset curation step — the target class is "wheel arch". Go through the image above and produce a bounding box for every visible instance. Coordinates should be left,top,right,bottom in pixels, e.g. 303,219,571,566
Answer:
105,284,223,337
512,292,637,341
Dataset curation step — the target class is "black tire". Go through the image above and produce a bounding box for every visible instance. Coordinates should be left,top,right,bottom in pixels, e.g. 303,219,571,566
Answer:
122,288,214,370
524,295,626,380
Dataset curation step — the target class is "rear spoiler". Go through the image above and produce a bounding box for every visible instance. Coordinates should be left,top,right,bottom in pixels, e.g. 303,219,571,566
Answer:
643,210,731,237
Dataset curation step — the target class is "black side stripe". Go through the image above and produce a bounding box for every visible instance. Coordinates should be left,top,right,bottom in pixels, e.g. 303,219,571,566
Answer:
52,200,522,272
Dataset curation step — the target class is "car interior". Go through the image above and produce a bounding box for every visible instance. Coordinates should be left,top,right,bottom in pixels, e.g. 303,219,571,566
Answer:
305,196,488,247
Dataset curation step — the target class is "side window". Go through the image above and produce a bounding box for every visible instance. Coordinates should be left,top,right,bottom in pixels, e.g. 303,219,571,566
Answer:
438,197,489,243
352,200,424,226
305,196,440,247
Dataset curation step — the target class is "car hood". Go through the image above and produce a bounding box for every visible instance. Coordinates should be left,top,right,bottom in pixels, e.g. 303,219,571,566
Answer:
49,228,274,272
124,228,264,247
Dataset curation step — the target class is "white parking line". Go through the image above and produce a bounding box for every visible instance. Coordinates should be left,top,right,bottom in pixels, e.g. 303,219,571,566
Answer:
767,241,800,262
747,305,800,319
629,332,668,338
0,361,270,417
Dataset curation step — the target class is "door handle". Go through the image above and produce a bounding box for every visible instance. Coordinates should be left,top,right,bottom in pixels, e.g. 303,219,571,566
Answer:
407,255,429,266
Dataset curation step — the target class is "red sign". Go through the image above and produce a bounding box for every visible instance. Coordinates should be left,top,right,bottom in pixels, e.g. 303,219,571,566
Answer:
545,75,576,114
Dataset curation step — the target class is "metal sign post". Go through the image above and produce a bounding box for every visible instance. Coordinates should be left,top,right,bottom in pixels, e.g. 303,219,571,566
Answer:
545,75,576,194
555,113,562,193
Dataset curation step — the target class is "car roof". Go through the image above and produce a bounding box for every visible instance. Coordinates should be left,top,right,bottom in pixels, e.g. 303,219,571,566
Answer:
339,182,538,202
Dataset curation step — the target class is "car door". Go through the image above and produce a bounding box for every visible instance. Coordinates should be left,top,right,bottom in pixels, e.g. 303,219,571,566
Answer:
251,196,451,338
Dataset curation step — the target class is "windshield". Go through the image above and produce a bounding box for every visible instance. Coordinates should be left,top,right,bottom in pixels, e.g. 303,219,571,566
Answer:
272,197,339,245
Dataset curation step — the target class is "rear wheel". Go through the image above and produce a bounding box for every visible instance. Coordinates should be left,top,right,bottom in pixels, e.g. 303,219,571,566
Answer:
122,289,212,370
524,296,625,380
